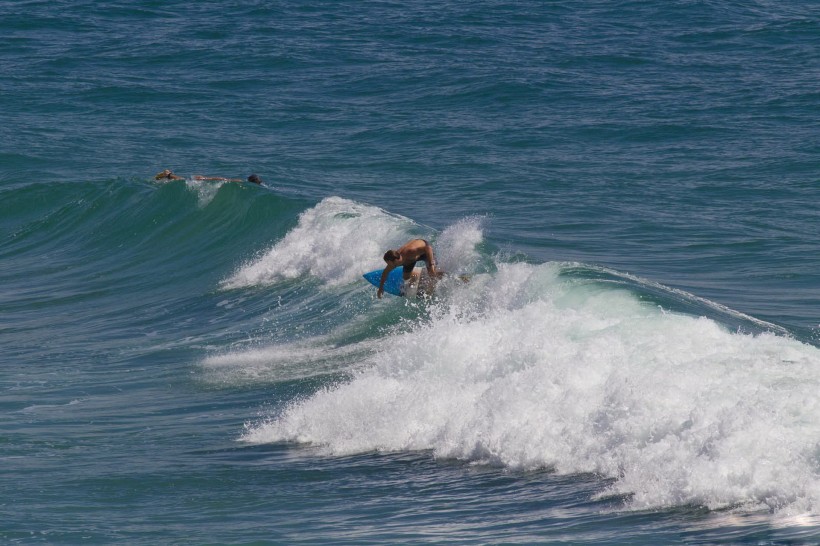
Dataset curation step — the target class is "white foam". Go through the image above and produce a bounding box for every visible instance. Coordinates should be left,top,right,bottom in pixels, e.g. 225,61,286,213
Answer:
221,197,414,289
433,216,485,275
221,197,486,290
243,261,820,515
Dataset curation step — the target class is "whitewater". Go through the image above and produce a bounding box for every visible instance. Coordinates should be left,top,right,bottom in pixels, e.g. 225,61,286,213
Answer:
193,196,820,516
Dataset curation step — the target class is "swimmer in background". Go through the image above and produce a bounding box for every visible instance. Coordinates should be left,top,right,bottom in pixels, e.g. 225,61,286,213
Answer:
154,169,184,181
154,169,263,184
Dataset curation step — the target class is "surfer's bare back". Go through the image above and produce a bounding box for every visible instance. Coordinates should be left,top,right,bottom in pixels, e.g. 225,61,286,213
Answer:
378,239,439,298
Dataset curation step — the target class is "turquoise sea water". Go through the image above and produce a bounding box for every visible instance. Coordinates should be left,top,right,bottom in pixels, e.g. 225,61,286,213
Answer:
2,1,819,543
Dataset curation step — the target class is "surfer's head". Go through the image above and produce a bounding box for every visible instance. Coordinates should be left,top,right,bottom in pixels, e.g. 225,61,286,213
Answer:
155,169,174,180
383,250,401,264
247,174,262,184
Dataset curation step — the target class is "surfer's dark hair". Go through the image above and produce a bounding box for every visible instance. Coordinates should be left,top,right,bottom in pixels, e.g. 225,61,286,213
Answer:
384,250,400,262
247,174,262,184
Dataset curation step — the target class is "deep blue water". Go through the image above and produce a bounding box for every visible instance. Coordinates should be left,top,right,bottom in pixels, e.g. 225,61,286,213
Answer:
2,1,819,543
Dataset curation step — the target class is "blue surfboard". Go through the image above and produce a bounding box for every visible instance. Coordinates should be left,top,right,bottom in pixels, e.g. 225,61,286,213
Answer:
363,267,406,297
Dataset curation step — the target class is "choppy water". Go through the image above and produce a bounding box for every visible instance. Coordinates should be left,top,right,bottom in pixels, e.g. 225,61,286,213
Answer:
2,1,819,543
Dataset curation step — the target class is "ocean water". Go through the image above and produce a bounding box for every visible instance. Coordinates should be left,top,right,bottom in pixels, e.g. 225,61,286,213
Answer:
2,0,819,543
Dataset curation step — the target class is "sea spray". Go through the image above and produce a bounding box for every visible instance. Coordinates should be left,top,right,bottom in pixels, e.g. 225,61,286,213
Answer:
433,216,486,276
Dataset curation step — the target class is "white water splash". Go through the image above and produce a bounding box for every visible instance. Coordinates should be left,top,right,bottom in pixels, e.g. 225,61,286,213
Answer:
243,261,820,515
221,197,414,288
221,197,485,289
434,216,485,275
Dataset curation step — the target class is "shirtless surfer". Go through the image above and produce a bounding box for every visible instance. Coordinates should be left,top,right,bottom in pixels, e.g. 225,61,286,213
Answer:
378,239,441,298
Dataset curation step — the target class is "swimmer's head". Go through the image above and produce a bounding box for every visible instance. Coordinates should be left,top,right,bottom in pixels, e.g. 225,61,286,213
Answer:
247,174,262,184
155,169,174,180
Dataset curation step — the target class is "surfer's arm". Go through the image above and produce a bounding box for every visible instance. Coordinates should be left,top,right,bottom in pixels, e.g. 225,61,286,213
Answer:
378,264,396,299
424,243,437,275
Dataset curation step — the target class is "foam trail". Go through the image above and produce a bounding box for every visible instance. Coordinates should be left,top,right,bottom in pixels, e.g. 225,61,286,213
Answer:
244,262,820,515
185,179,222,207
200,340,374,385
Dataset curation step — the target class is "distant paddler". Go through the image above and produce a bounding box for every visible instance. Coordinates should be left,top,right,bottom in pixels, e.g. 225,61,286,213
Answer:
378,239,442,298
154,169,184,181
154,169,263,184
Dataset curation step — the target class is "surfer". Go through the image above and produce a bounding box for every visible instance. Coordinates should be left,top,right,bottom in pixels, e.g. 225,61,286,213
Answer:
154,170,263,184
378,239,440,298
